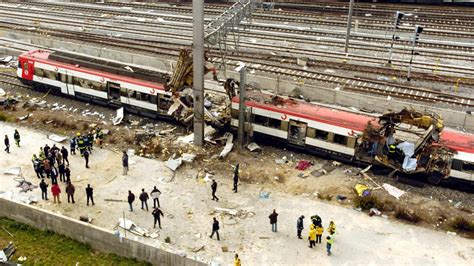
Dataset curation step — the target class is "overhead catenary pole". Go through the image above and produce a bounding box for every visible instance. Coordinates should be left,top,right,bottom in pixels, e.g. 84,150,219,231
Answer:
238,66,246,148
193,0,205,146
344,0,355,54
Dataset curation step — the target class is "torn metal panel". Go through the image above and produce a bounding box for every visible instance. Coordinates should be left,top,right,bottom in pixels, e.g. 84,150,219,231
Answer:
219,132,234,158
112,107,124,125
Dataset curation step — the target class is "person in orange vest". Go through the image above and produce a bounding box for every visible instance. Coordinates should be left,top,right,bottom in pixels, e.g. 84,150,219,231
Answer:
308,224,316,248
316,224,324,244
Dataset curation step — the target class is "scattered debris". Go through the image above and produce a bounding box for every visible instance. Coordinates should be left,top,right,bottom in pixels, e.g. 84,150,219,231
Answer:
382,183,406,199
118,218,149,236
215,207,238,216
79,216,92,223
447,231,457,236
191,245,205,253
48,134,68,143
247,142,261,152
219,132,234,158
453,201,462,208
275,159,286,164
336,195,347,201
221,246,229,252
259,191,271,199
159,127,176,135
0,88,5,97
369,208,381,217
0,242,15,263
112,107,124,125
165,157,183,171
3,167,21,176
1,227,13,237
165,236,171,243
355,184,370,197
181,153,196,163
18,113,32,121
296,160,312,170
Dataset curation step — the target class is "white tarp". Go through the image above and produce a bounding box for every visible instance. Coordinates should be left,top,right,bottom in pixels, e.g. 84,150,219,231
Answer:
382,183,406,199
397,142,417,171
118,218,134,230
112,107,124,125
166,157,182,171
48,134,68,143
4,167,21,175
219,133,234,158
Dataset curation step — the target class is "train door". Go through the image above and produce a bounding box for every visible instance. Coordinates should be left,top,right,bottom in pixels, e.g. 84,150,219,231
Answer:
288,120,307,146
107,82,121,102
21,59,34,80
59,71,74,96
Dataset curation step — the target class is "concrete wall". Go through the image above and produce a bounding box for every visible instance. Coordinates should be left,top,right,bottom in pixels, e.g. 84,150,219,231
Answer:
0,198,204,266
2,30,473,131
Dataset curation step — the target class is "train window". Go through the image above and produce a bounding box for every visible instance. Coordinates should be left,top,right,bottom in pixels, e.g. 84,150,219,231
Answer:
269,118,281,129
463,162,474,173
90,81,104,91
307,128,316,138
315,130,329,140
44,70,58,80
347,137,356,148
254,114,268,126
34,68,44,77
72,76,82,86
281,121,288,131
59,74,67,83
451,159,463,171
334,134,348,145
18,61,21,69
149,95,157,104
142,93,151,102
136,92,142,101
23,62,28,70
158,94,172,110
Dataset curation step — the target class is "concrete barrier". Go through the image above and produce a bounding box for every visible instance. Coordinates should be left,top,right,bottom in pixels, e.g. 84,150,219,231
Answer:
0,198,204,266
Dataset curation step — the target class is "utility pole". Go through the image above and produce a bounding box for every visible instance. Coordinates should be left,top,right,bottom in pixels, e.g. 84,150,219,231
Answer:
193,0,204,146
388,11,404,65
237,66,246,149
407,25,423,81
344,0,355,54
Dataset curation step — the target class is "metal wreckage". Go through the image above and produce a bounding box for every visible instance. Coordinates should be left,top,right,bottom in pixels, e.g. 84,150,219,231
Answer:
163,49,456,184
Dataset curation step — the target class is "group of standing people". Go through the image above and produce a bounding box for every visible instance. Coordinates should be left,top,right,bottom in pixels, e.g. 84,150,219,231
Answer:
127,186,164,229
69,129,104,168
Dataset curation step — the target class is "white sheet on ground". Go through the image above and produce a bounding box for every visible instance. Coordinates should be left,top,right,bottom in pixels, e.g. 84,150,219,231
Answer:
48,134,67,143
112,107,124,125
382,183,406,199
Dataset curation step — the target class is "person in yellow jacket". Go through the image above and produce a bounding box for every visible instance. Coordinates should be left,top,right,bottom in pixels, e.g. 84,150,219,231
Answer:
308,224,316,248
328,220,336,234
316,225,324,244
234,253,241,266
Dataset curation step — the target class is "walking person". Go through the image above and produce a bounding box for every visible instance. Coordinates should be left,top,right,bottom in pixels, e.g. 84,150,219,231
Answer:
58,162,66,182
13,129,20,147
4,135,10,153
209,217,220,241
65,181,75,203
61,146,69,165
51,182,61,204
83,149,90,168
122,151,128,175
297,215,305,239
86,184,94,206
269,209,278,232
326,234,334,256
316,224,324,244
152,207,164,229
127,190,135,212
211,179,219,201
39,179,48,200
233,163,239,193
150,186,161,208
139,188,149,211
308,224,316,248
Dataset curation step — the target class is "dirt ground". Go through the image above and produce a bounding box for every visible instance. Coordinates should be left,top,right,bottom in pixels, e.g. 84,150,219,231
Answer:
1,73,474,264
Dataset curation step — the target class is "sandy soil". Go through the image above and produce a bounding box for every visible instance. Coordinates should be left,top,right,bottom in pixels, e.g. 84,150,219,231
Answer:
1,122,473,265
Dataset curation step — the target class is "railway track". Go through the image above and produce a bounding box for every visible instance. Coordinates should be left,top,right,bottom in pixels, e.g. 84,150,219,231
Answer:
0,72,30,90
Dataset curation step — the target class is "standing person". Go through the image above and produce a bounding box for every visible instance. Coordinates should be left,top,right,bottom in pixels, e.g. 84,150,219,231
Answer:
43,144,50,158
234,254,241,266
127,190,135,212
39,179,48,200
13,129,20,147
61,146,69,165
152,207,164,229
51,182,61,204
39,147,45,160
58,162,66,182
269,209,278,232
122,151,128,175
65,166,71,183
43,158,51,179
139,188,149,211
85,184,94,206
308,224,316,248
95,128,104,148
316,224,324,244
83,134,90,154
87,131,94,152
233,163,239,193
56,150,63,167
51,144,60,158
77,135,85,156
211,179,219,201
297,215,305,239
4,135,10,153
65,181,75,203
328,221,336,235
32,154,44,179
70,136,76,155
50,166,58,184
150,186,161,208
209,217,220,241
326,234,334,256
83,149,90,168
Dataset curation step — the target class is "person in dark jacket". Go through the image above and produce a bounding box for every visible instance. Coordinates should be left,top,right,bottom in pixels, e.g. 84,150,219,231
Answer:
122,151,129,175
65,166,71,183
150,186,161,208
297,215,305,239
39,179,48,200
43,158,51,179
233,164,239,193
58,162,66,182
139,188,149,211
43,144,50,158
65,181,75,203
70,137,76,155
50,166,58,184
210,217,220,240
152,207,164,229
4,135,10,153
86,184,94,206
269,209,279,232
128,190,135,212
211,179,219,201
13,129,20,147
61,146,69,165
83,149,90,168
32,154,44,179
